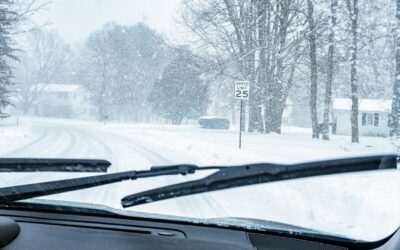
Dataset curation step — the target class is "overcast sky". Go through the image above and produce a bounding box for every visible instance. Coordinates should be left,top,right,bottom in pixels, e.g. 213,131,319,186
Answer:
34,0,182,44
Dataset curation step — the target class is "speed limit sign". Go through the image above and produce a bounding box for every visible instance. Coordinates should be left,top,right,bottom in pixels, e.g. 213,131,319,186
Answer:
234,81,249,150
235,81,250,100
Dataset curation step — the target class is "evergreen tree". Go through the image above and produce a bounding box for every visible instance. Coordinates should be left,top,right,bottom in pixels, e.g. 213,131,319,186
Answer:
0,0,17,111
149,48,208,124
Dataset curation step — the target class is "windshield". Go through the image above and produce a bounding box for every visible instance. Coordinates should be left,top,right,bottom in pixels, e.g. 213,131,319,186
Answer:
0,0,399,243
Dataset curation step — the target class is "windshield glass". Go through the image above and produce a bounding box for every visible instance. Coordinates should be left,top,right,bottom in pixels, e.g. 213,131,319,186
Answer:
0,0,399,243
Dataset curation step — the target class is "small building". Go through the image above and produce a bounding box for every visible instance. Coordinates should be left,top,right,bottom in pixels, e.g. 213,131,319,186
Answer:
33,84,96,119
333,98,391,137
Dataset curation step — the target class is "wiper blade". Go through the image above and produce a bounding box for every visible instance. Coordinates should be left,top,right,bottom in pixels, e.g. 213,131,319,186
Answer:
0,164,222,204
0,158,111,172
0,155,395,206
121,154,397,208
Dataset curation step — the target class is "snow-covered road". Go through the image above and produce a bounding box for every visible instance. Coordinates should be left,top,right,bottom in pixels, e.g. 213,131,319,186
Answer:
0,118,224,221
0,117,399,241
4,120,171,168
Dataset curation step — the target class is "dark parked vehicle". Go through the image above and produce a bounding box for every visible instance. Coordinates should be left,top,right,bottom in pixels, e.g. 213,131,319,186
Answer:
198,116,230,130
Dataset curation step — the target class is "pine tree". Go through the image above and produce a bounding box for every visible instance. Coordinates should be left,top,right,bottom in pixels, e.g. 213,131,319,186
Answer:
148,48,208,124
0,0,17,111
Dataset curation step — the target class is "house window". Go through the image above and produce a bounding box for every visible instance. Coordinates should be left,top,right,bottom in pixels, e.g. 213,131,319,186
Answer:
362,113,367,125
367,113,373,125
57,92,68,99
362,112,375,126
374,113,379,126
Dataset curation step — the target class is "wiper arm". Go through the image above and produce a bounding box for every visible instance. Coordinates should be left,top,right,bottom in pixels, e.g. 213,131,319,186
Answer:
0,155,395,206
0,164,222,204
121,154,397,208
0,158,110,172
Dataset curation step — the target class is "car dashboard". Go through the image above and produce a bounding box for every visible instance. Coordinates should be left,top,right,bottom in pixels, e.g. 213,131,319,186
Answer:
0,206,398,250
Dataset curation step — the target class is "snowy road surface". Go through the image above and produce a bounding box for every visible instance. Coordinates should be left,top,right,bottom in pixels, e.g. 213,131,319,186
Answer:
0,117,399,241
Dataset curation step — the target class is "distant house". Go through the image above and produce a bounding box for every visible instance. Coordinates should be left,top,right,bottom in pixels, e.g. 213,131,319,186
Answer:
333,98,391,137
33,84,96,119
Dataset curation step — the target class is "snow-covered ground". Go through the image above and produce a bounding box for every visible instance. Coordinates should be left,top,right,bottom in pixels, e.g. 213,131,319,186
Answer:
0,117,33,155
0,116,399,241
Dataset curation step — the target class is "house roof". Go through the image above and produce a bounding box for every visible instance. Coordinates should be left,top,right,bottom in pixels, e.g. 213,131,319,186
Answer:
32,84,84,93
333,98,391,112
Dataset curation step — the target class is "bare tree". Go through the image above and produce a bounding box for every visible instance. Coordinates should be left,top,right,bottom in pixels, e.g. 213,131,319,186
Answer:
81,26,116,120
322,0,338,140
179,0,384,140
391,0,400,136
267,0,304,134
307,0,319,138
346,0,359,143
254,0,268,132
80,22,168,121
14,30,70,114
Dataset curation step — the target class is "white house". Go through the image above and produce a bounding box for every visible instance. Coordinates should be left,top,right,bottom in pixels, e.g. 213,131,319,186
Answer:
333,98,391,137
32,84,96,119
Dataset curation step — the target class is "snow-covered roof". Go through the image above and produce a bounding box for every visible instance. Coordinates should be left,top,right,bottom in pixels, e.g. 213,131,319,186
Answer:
333,98,391,112
32,84,84,93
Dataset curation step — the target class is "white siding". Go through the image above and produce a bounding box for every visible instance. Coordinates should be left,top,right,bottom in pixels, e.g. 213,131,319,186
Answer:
335,110,351,135
335,110,390,137
30,85,96,120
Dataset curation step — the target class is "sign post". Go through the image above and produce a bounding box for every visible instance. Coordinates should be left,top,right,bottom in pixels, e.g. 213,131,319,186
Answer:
234,81,250,149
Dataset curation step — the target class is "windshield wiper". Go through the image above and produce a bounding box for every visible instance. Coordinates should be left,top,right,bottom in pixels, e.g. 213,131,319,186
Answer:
121,154,397,208
0,155,395,206
0,158,110,172
0,164,222,204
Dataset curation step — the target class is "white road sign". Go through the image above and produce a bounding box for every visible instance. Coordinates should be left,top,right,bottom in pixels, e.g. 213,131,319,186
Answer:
235,81,250,100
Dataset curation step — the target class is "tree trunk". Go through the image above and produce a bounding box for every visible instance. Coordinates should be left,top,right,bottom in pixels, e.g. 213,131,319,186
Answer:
264,1,273,133
272,55,284,134
251,0,268,133
307,0,319,139
347,0,359,143
391,0,400,136
322,0,338,140
247,2,262,133
231,99,236,125
270,1,288,134
247,53,262,132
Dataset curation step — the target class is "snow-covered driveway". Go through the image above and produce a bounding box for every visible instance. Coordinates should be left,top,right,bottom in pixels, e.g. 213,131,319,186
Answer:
0,117,399,241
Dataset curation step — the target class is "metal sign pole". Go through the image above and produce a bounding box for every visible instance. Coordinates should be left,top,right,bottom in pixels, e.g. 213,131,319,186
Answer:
234,80,249,150
239,99,243,149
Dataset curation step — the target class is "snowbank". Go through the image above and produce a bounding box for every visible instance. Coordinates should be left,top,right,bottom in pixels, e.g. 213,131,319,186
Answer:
102,122,396,165
0,117,33,155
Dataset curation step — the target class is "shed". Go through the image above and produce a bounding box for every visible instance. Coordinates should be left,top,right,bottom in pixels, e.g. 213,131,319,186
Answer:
333,98,391,137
